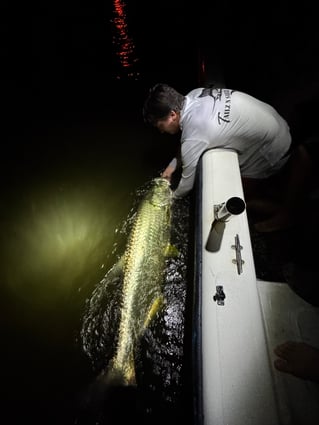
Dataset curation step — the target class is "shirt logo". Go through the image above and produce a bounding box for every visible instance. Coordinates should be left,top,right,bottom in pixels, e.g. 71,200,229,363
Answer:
199,87,223,101
199,88,233,125
218,89,232,124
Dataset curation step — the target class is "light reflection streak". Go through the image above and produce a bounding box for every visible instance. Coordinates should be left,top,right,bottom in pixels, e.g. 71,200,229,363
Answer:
111,0,140,80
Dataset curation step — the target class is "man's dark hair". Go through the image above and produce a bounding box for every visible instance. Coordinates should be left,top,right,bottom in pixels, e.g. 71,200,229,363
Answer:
143,83,185,126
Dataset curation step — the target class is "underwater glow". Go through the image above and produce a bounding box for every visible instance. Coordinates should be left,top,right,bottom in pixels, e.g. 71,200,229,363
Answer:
3,186,122,308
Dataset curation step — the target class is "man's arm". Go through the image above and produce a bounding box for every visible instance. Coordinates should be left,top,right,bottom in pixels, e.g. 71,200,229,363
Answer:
173,139,208,198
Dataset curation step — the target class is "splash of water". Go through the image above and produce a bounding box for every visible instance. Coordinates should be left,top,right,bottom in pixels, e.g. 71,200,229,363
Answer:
80,183,191,420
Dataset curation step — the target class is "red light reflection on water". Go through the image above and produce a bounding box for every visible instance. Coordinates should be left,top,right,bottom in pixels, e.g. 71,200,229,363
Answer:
111,0,139,80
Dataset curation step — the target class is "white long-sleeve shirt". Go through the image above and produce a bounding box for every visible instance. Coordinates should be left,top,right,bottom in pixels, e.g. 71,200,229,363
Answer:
173,88,292,198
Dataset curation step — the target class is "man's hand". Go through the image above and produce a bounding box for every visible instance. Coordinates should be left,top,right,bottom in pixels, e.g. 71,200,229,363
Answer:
160,164,175,182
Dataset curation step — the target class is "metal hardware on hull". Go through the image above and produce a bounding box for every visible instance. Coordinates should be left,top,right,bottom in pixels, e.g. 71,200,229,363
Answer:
213,285,226,305
232,234,244,274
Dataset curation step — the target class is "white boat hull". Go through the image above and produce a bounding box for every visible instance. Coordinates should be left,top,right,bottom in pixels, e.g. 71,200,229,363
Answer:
192,148,319,425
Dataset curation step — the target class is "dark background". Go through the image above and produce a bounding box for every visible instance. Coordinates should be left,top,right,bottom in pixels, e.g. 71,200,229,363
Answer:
2,2,319,130
1,2,319,424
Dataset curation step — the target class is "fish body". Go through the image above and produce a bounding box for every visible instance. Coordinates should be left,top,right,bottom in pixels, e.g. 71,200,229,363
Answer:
108,177,173,385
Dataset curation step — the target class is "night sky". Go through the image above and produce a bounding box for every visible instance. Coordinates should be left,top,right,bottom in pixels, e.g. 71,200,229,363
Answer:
2,2,319,129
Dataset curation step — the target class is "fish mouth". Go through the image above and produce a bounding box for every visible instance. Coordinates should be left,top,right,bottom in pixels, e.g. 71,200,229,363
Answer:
153,177,171,186
149,178,172,207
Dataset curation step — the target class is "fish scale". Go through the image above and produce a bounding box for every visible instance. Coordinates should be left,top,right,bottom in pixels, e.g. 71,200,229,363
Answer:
107,178,173,385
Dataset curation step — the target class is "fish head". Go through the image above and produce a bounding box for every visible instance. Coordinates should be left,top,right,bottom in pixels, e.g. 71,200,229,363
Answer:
148,177,172,207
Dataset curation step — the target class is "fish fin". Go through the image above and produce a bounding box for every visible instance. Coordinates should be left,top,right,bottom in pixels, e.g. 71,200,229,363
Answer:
164,243,179,258
143,295,164,329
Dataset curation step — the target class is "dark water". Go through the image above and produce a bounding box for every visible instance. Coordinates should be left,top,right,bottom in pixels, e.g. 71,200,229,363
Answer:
2,2,319,424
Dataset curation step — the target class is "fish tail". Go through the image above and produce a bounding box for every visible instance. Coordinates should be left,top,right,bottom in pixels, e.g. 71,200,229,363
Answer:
105,366,135,387
103,356,136,387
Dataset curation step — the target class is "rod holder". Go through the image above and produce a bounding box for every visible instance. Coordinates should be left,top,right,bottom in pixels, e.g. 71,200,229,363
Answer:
215,197,246,222
205,197,246,252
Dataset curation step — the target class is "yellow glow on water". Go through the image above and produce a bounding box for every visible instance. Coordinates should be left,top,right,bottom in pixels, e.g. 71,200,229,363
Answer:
3,186,126,308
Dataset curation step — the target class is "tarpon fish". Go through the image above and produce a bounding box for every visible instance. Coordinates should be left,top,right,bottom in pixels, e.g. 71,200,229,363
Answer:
105,177,175,386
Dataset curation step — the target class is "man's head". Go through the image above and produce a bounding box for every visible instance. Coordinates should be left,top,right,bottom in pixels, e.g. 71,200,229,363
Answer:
143,83,185,134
